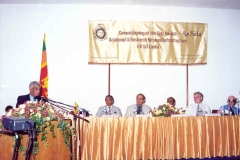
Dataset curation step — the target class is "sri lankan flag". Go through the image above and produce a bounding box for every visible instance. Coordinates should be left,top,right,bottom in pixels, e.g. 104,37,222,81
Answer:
40,34,48,97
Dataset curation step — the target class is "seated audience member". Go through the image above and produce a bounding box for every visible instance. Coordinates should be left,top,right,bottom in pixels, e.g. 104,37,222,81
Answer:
218,96,239,115
125,93,151,116
1,105,13,119
185,91,211,116
96,95,122,117
16,81,41,108
167,97,176,107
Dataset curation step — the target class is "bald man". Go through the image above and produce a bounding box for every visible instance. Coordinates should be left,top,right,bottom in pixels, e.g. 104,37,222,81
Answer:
218,95,240,115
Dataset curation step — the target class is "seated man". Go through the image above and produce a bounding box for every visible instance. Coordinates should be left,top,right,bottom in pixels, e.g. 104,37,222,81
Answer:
125,93,151,116
16,81,41,108
218,96,239,115
95,95,122,117
167,97,176,107
185,91,211,116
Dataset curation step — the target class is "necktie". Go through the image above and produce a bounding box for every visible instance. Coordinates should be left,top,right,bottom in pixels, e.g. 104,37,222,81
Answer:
230,107,235,115
137,106,142,114
33,97,36,101
108,107,111,115
196,105,201,116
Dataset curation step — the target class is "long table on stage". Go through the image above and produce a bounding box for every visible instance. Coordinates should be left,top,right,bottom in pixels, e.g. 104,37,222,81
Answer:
79,116,240,160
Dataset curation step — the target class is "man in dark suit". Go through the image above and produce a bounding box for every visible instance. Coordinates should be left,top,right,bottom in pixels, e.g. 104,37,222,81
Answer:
16,81,41,108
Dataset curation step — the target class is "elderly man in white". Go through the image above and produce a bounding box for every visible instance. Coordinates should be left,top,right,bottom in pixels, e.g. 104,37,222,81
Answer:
185,91,211,116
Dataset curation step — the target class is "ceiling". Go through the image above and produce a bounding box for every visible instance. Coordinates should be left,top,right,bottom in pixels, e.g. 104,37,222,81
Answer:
0,0,240,10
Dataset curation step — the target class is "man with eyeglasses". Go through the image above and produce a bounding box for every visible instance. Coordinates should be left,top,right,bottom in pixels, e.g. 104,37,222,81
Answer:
218,95,240,115
185,91,211,116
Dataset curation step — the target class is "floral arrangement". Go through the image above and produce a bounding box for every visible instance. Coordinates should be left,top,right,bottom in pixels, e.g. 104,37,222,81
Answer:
151,103,184,117
0,100,75,157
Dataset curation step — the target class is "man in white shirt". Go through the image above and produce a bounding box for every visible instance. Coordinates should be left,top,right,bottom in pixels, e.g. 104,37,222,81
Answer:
95,95,122,117
125,93,151,116
185,91,211,116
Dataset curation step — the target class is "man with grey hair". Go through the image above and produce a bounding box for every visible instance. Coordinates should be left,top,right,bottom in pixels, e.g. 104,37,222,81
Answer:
16,81,41,108
185,91,211,116
125,93,151,116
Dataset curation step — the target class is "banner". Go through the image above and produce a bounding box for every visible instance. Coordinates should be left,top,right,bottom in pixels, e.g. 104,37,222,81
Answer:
40,34,48,97
89,21,208,64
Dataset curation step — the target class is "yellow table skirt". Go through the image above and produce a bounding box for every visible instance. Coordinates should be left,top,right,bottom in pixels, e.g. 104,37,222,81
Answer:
80,116,240,160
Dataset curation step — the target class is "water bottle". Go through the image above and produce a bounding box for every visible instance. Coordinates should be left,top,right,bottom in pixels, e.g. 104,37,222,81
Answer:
107,107,111,115
102,107,106,115
197,107,203,116
133,107,137,116
82,110,86,117
220,106,225,116
237,103,240,115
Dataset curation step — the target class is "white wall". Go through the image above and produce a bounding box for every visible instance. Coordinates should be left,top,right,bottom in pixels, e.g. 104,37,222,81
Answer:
0,4,240,116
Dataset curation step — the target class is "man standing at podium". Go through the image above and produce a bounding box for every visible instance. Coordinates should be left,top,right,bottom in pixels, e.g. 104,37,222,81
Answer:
125,93,151,116
16,81,41,108
96,95,122,117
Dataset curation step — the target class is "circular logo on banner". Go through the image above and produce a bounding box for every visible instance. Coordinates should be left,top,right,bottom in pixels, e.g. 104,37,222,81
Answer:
94,24,107,40
183,30,189,36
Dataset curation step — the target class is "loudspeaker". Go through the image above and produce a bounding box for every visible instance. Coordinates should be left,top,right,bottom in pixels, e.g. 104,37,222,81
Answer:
2,116,34,131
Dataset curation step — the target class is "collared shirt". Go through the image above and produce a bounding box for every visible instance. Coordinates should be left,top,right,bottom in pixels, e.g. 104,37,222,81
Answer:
125,104,151,116
185,103,211,116
29,95,38,102
95,105,122,117
219,104,240,115
107,105,112,113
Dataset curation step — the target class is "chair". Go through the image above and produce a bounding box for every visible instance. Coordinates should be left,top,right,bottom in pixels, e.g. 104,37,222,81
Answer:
212,109,218,113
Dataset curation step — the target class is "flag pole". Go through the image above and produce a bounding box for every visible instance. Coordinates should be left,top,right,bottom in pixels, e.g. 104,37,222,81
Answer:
186,64,189,107
108,63,111,95
40,33,48,97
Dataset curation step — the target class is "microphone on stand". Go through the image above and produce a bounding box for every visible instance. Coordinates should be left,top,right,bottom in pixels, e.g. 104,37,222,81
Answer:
40,96,90,119
236,98,240,115
40,96,48,102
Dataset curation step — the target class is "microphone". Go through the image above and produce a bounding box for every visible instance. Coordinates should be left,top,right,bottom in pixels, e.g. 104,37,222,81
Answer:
236,98,239,103
40,96,88,113
40,96,49,102
40,96,47,99
41,96,48,100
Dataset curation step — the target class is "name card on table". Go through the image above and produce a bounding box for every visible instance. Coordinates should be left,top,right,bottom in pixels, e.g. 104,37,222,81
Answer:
135,114,152,117
205,113,221,116
171,114,188,117
102,115,121,117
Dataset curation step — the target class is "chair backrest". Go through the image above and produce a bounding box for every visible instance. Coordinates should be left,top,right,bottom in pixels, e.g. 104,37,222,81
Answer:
212,109,218,113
